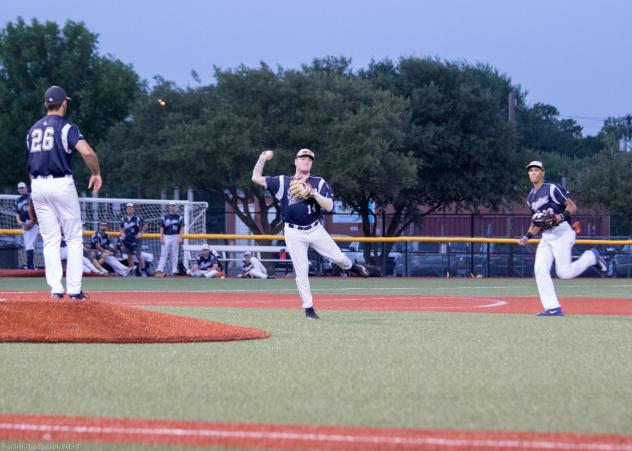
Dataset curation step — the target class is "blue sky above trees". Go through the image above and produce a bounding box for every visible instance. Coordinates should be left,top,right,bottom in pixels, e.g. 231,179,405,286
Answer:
1,0,631,136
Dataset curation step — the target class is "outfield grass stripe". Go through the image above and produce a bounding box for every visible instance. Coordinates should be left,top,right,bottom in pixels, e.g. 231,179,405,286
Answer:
1,419,631,450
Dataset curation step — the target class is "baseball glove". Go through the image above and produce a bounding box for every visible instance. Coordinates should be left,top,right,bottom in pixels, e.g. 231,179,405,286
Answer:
28,199,38,225
289,178,312,200
531,211,557,230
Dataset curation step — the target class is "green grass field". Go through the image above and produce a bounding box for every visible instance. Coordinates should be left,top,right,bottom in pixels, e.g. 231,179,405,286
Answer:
1,277,631,450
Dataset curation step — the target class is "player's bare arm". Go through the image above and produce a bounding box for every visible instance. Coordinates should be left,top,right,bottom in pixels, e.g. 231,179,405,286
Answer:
252,150,273,187
518,224,541,246
310,190,333,212
75,140,102,194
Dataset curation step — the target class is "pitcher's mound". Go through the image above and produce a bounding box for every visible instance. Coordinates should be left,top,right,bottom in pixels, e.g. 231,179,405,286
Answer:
0,301,270,343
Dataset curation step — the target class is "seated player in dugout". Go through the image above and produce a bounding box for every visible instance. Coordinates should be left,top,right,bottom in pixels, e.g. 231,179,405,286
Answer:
252,148,368,320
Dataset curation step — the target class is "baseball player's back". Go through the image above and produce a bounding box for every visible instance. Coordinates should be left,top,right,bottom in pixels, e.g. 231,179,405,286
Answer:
27,85,102,300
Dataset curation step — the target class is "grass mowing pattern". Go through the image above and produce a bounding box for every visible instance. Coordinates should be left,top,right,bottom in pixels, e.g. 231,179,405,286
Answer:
1,305,631,436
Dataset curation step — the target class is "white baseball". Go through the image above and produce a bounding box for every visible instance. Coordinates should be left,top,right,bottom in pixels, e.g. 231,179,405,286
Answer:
261,150,274,161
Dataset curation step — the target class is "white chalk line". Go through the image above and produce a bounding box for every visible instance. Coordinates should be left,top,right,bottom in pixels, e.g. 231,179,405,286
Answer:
0,422,630,450
119,298,508,309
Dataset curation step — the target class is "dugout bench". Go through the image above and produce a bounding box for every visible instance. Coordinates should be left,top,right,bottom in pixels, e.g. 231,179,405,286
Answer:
183,244,293,276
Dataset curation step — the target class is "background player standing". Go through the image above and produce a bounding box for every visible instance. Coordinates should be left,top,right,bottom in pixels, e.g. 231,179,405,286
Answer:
252,148,368,320
26,85,102,300
14,181,39,269
518,160,606,316
120,203,148,277
155,200,184,277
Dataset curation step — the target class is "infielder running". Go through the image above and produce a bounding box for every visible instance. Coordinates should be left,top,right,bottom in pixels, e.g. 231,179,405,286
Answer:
155,200,184,277
14,181,39,269
518,161,606,316
252,148,369,320
26,86,102,300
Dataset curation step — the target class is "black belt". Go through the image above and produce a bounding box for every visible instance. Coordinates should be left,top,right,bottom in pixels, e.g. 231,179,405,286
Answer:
32,173,69,179
287,221,319,231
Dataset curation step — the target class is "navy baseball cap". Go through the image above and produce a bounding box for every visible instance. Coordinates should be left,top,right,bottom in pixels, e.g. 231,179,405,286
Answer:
44,85,71,106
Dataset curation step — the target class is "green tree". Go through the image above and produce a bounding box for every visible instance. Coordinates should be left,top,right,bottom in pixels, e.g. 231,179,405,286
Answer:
0,18,141,190
517,103,600,158
578,149,632,236
357,57,520,262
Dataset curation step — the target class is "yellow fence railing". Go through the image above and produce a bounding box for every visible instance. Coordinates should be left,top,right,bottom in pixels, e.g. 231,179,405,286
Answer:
1,229,631,246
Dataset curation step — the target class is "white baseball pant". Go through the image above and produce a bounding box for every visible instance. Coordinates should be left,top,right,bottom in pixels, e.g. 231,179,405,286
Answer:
104,255,130,276
249,269,268,279
22,224,39,251
284,223,352,308
82,257,100,273
534,221,599,310
30,175,83,295
157,234,180,274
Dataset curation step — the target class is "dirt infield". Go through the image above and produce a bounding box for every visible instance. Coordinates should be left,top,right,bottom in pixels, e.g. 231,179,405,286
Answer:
2,290,630,315
0,300,270,343
0,414,631,450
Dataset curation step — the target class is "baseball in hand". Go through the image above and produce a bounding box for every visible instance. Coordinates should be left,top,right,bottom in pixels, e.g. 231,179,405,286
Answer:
261,150,274,161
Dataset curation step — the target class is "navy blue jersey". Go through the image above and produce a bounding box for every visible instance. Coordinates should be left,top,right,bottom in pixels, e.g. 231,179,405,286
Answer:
26,115,85,177
91,231,113,251
161,213,183,235
242,260,254,273
527,183,571,224
120,215,144,242
197,253,216,271
265,175,333,226
14,194,30,222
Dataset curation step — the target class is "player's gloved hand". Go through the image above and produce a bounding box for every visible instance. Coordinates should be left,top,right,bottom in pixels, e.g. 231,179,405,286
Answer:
289,178,312,200
531,211,557,230
27,199,38,225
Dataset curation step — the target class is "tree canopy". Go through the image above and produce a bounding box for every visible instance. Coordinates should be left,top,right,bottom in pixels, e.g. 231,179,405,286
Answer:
0,18,141,187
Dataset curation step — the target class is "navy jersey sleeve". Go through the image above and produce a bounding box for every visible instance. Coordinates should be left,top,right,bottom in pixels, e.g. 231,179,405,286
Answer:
138,216,144,229
67,125,85,149
265,176,281,196
178,215,184,229
317,179,334,200
120,217,125,229
551,184,570,205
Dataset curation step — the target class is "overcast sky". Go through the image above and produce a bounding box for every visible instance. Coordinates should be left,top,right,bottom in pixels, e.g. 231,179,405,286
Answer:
2,0,631,136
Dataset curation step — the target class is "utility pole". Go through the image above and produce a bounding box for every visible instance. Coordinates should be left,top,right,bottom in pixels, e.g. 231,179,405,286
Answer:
508,91,517,123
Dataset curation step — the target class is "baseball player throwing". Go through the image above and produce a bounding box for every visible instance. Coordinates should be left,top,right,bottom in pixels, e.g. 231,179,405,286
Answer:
14,181,39,269
26,86,102,300
155,200,184,277
252,148,369,320
518,161,606,316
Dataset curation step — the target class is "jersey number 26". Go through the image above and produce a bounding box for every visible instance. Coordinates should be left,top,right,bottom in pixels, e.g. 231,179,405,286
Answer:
31,127,55,152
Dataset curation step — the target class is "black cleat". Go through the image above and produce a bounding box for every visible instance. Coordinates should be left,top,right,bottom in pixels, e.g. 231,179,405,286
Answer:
69,291,88,301
305,307,320,320
267,275,276,279
350,264,370,278
51,293,64,300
